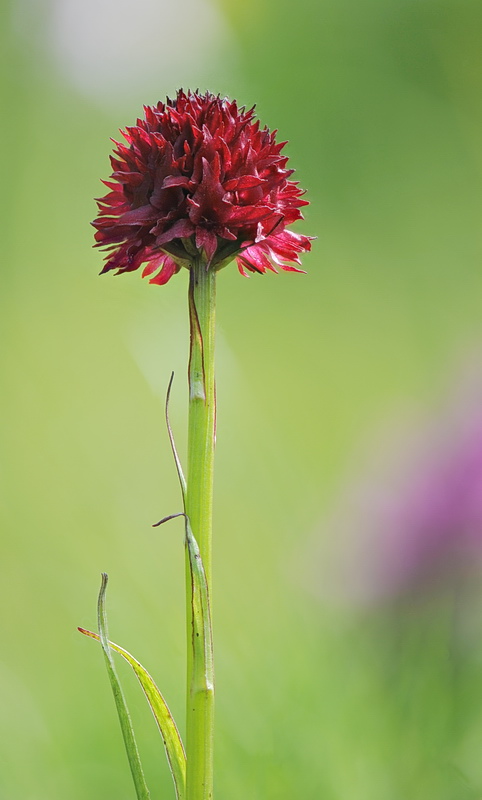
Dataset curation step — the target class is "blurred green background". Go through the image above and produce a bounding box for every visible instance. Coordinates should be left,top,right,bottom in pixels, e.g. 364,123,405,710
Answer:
1,0,482,797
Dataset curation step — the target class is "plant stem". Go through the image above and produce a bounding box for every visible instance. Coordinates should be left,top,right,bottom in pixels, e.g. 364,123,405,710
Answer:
185,258,216,800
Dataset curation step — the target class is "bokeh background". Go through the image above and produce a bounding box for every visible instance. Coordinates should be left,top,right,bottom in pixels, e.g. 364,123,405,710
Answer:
2,0,482,797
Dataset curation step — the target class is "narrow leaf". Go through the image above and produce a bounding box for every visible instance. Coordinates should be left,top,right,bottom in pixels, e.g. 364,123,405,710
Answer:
165,372,187,504
79,627,186,800
152,515,213,691
96,574,151,800
185,517,214,699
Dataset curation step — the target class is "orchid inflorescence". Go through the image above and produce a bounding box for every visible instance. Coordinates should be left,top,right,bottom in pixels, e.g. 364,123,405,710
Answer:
93,90,312,285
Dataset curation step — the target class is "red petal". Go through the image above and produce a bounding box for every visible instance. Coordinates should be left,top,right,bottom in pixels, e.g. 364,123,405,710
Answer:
195,228,218,264
227,204,272,225
149,257,179,285
117,205,158,226
142,256,165,277
223,175,263,191
162,175,191,189
155,219,195,245
236,257,251,277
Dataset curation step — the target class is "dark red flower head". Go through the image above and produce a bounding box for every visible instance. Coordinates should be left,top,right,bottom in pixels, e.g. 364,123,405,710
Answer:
93,90,312,285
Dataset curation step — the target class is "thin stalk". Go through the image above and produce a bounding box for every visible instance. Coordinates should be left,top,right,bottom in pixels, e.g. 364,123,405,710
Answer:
185,259,216,800
97,574,152,800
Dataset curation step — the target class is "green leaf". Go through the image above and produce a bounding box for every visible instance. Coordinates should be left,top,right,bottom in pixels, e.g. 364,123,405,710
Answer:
184,516,213,697
165,372,187,504
151,513,214,796
95,573,152,800
153,513,213,698
79,626,186,800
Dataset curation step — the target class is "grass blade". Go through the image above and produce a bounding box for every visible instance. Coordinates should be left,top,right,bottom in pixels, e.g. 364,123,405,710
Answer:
153,514,213,698
152,513,214,797
165,371,187,504
184,513,214,797
79,626,186,800
184,516,214,698
96,573,151,800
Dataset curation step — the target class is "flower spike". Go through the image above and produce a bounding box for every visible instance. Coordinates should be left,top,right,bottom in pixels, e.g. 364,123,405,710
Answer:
93,90,313,284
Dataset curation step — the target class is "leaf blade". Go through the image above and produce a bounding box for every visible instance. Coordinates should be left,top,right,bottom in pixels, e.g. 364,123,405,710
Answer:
96,573,152,800
185,517,214,697
79,626,186,800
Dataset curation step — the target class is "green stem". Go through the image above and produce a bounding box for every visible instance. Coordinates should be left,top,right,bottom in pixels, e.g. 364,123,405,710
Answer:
185,259,216,800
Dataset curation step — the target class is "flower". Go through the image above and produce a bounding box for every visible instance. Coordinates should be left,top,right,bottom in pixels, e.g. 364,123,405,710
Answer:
92,90,312,285
363,418,482,600
312,369,482,607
